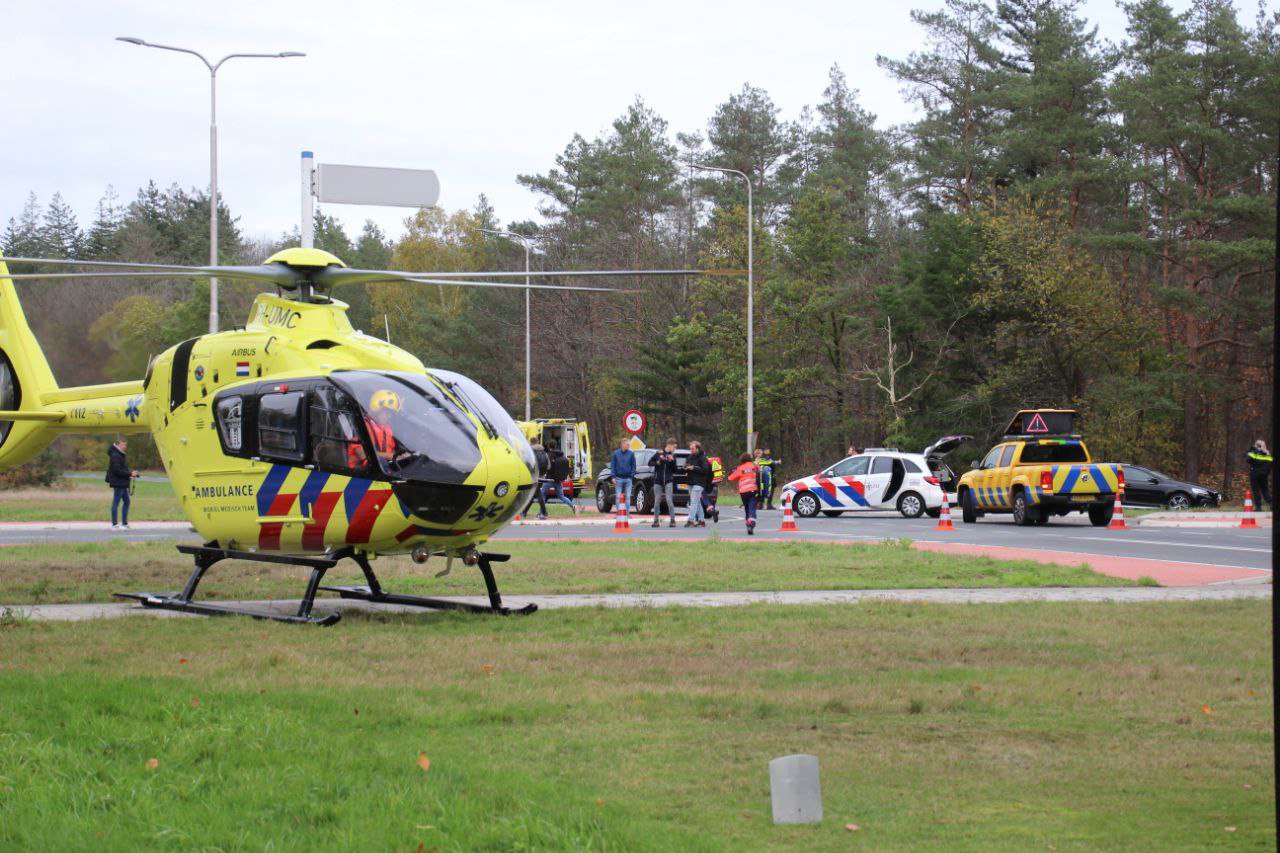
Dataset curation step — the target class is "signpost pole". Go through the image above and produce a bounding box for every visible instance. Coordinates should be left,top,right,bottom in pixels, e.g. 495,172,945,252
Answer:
301,150,315,249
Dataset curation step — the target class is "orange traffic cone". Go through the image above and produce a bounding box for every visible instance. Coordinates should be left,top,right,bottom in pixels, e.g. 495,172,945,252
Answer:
779,491,798,532
1108,489,1128,530
1240,489,1258,528
935,490,954,531
612,493,632,533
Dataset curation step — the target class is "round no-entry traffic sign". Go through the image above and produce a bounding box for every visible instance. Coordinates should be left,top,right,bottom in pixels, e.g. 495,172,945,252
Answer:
622,409,646,435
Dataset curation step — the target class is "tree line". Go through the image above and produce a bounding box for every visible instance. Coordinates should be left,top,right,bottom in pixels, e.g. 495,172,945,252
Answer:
3,0,1275,495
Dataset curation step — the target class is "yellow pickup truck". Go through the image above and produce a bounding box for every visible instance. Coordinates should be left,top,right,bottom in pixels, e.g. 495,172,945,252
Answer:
956,410,1122,527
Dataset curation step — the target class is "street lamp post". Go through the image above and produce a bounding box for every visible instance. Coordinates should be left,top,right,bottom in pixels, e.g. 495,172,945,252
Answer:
690,163,754,451
116,37,304,335
479,228,537,421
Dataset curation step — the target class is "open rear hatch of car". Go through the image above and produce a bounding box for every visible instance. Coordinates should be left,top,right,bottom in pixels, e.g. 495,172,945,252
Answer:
922,434,973,459
922,435,972,492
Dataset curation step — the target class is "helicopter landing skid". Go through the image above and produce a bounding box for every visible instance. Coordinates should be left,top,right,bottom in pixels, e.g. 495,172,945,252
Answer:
322,551,538,617
114,545,343,626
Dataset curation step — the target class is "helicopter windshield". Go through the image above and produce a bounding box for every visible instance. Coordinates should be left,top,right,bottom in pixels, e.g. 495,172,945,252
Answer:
428,369,537,481
331,371,481,484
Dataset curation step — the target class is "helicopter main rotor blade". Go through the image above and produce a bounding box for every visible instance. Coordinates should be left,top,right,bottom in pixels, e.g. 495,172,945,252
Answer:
0,256,298,285
376,276,626,292
316,267,743,286
1,270,279,283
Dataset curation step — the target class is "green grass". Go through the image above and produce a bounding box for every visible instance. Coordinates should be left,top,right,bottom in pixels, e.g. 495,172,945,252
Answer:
0,538,1133,605
0,600,1272,848
0,478,186,522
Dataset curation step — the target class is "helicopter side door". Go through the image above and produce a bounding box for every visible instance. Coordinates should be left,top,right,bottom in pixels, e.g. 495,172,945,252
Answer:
214,380,373,477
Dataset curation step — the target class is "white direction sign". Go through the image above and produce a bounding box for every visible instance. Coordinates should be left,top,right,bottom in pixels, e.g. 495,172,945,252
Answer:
315,164,440,208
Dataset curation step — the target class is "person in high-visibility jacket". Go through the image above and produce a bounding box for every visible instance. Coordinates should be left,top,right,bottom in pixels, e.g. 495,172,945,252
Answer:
728,452,761,534
754,447,781,509
1245,440,1273,511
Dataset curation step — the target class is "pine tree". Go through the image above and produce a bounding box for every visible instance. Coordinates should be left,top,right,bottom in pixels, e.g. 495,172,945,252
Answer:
84,186,124,259
2,192,45,257
39,193,83,258
990,0,1116,227
703,85,795,224
877,0,1004,211
1111,0,1277,478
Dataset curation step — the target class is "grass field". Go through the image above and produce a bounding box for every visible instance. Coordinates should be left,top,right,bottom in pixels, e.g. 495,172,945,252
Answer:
0,478,186,522
0,538,1133,605
0,600,1271,848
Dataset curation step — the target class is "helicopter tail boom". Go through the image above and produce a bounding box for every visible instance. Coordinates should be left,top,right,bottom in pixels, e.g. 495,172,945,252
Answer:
0,255,147,471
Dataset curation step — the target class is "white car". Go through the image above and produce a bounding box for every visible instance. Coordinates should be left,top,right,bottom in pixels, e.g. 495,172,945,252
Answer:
781,436,970,519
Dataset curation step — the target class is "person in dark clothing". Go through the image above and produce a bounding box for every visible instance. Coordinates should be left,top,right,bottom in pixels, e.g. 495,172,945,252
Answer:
700,454,722,523
756,447,781,509
1245,439,1273,511
685,441,710,527
105,437,138,529
541,440,577,515
650,438,679,527
531,442,552,519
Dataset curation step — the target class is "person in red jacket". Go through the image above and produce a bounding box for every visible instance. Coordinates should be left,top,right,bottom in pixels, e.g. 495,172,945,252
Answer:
727,452,761,535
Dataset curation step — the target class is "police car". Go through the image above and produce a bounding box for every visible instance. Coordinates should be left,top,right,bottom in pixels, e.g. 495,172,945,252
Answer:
781,437,970,519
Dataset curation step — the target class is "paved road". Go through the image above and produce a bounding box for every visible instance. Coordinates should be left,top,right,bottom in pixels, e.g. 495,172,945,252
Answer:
499,508,1274,572
1,510,1272,573
7,584,1269,624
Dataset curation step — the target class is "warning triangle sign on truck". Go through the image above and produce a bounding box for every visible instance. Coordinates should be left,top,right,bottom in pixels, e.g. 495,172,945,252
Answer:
1003,409,1077,437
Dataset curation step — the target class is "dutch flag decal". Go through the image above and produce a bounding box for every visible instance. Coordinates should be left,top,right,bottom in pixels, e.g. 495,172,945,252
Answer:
235,361,250,377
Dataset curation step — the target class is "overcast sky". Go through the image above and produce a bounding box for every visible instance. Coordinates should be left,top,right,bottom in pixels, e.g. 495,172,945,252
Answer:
2,0,1268,250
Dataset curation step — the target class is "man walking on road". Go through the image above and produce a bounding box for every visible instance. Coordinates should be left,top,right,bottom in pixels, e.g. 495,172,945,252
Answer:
106,437,139,530
1245,439,1273,511
686,440,710,527
541,440,577,516
650,438,678,527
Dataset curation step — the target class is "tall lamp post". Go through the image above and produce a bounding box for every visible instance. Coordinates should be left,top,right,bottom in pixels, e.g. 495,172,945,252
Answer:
116,37,304,334
478,228,538,421
690,163,754,451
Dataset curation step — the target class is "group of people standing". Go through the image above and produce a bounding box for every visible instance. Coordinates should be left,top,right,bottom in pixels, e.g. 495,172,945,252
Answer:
610,438,781,535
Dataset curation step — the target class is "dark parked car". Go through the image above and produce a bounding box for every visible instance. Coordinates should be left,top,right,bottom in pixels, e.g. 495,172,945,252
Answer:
1121,464,1221,509
596,448,692,514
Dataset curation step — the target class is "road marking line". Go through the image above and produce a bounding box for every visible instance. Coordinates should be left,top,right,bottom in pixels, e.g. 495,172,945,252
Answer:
1066,535,1271,553
791,530,1271,572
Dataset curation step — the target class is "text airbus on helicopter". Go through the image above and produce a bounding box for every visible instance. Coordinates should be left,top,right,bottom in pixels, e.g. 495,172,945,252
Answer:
0,247,730,624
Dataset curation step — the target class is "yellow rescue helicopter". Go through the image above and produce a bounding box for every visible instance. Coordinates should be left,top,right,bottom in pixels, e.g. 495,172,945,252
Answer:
0,248,718,624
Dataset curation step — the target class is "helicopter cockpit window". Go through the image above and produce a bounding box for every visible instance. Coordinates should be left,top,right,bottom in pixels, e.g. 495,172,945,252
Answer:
215,396,244,452
330,371,482,484
428,369,537,481
309,386,369,474
258,391,306,462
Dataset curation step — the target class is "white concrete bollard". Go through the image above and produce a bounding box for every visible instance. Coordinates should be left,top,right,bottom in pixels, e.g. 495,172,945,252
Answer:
769,754,822,824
